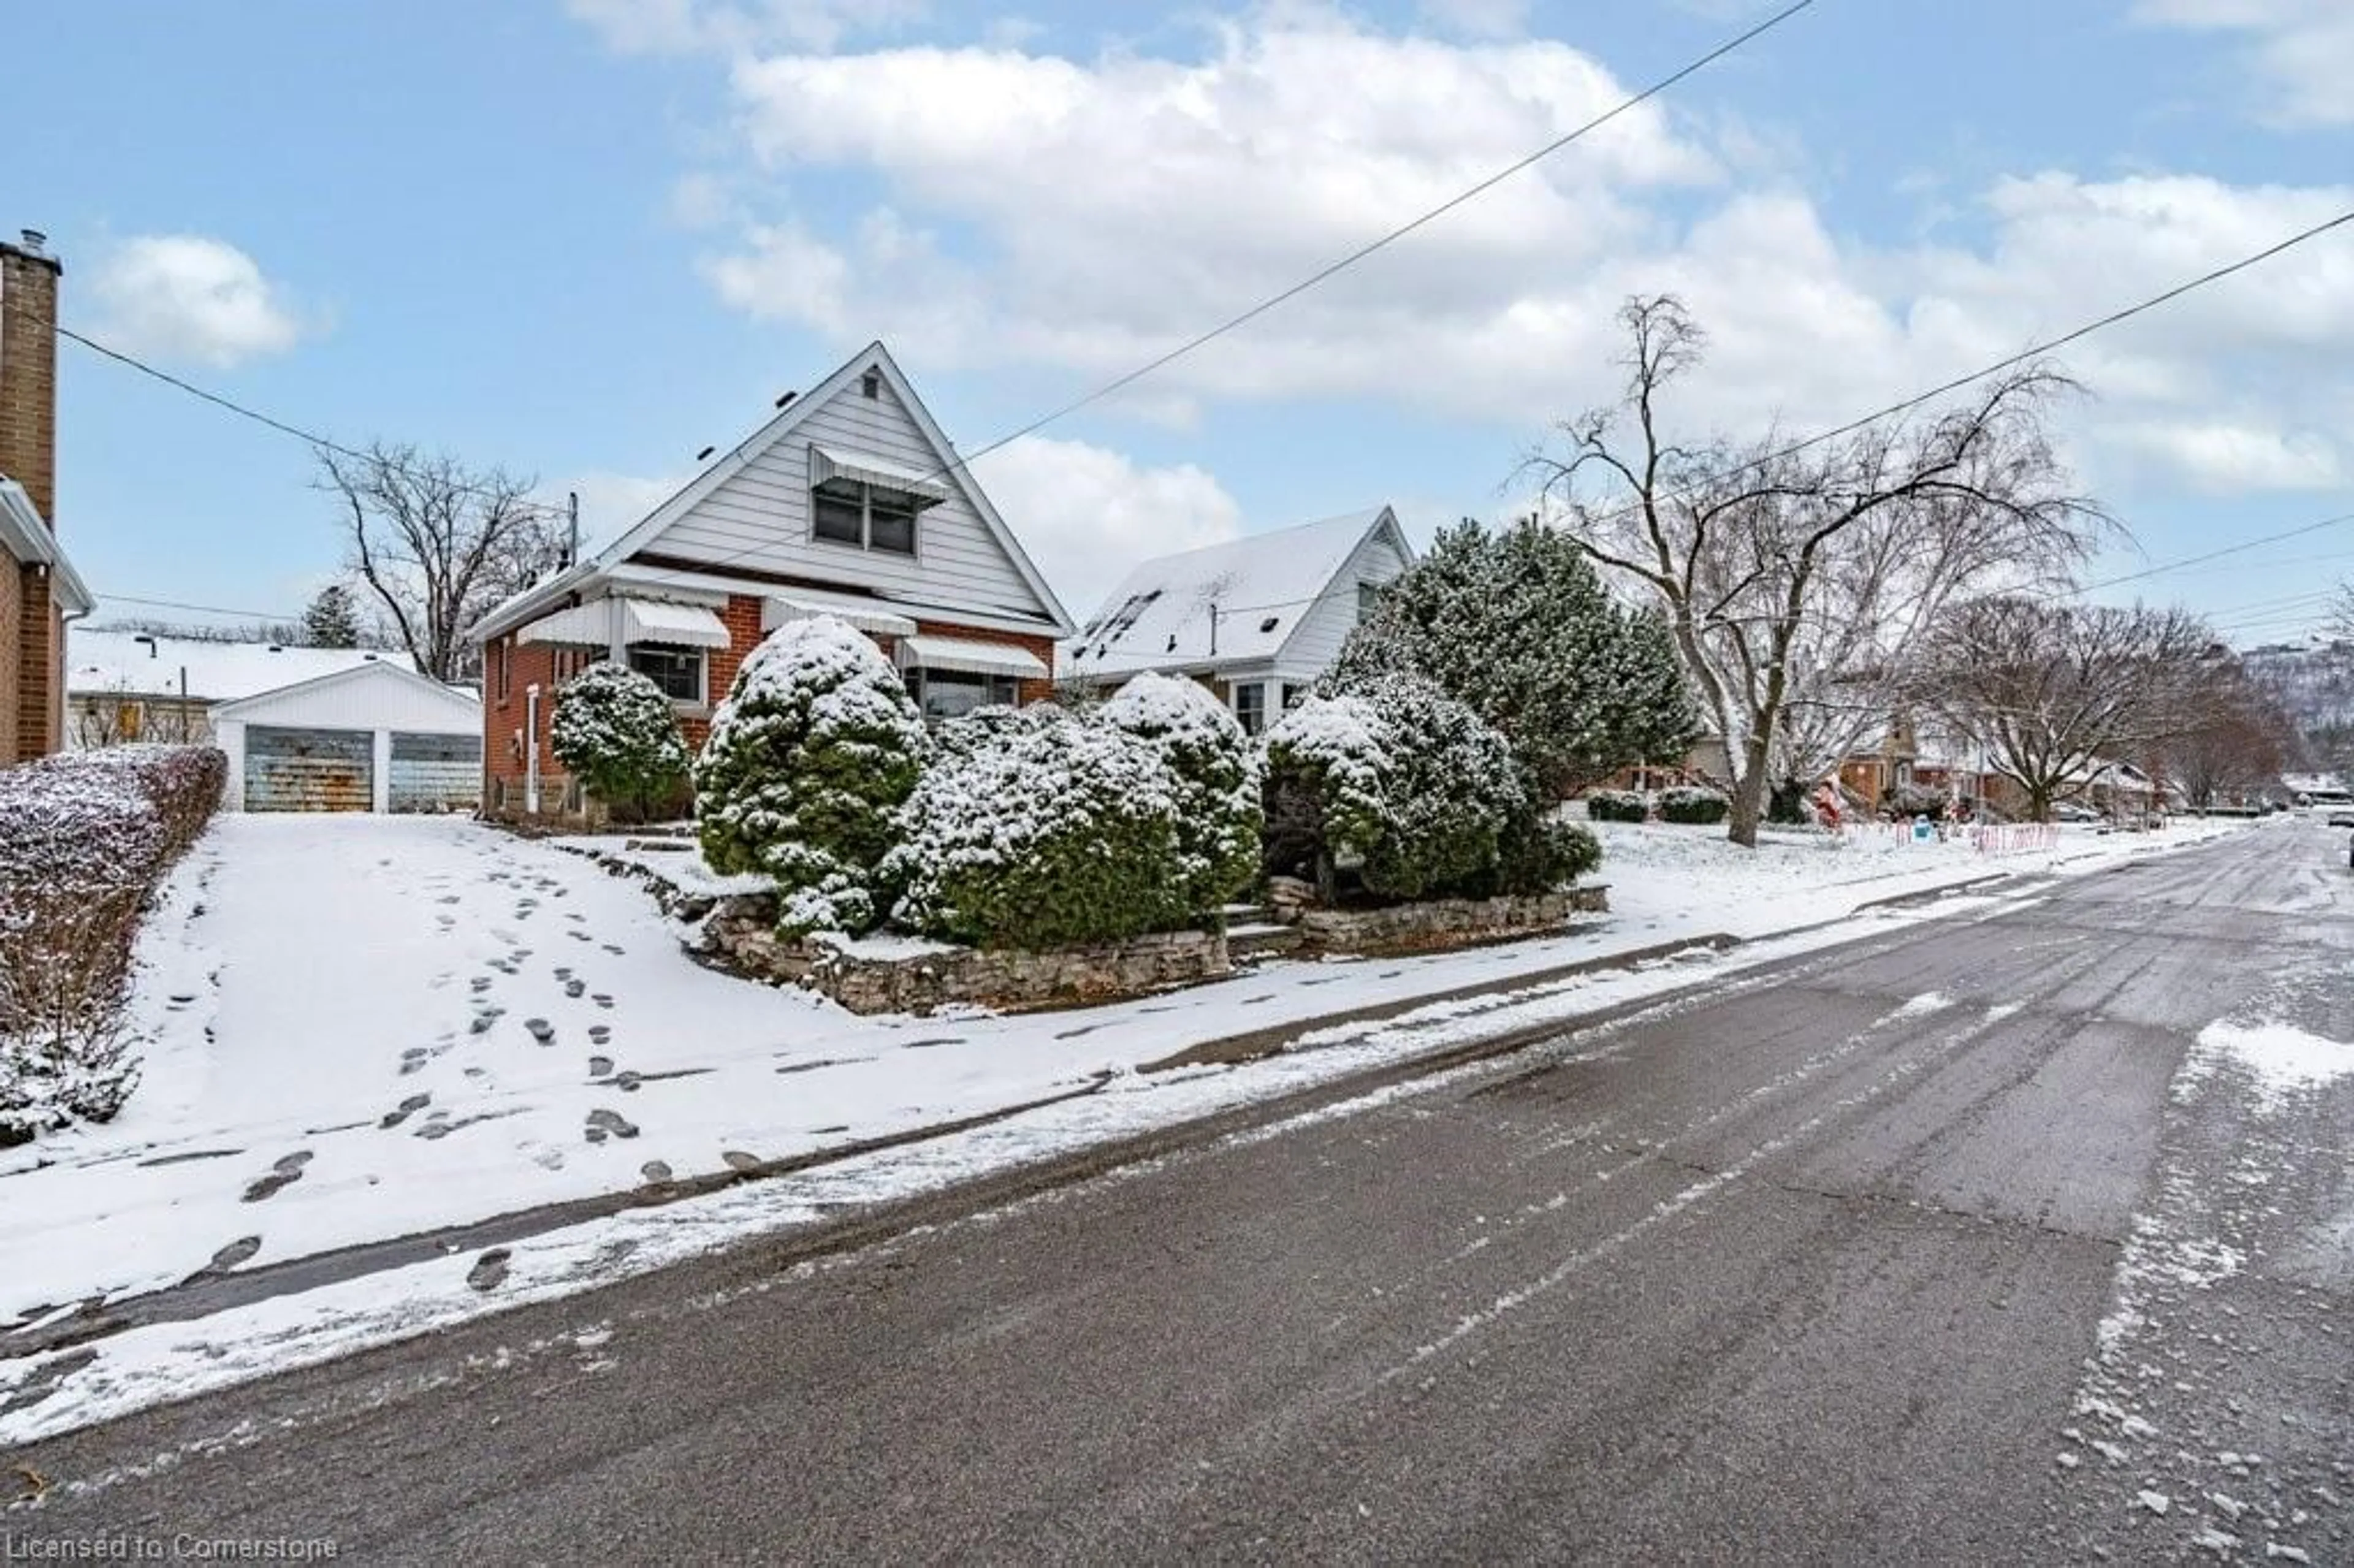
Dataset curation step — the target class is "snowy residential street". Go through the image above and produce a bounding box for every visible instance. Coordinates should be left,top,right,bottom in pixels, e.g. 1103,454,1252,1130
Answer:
4,813,2345,1561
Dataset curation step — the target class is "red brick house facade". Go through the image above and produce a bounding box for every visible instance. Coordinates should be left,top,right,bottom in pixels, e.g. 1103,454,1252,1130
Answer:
0,231,94,767
470,342,1074,821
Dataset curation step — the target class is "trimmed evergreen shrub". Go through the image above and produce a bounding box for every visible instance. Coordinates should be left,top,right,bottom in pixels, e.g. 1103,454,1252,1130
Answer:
1583,789,1649,823
1657,785,1730,825
1100,672,1263,914
1484,813,1604,896
889,709,1194,948
1264,675,1554,901
694,617,929,937
1,745,226,1144
550,661,690,821
1330,518,1699,797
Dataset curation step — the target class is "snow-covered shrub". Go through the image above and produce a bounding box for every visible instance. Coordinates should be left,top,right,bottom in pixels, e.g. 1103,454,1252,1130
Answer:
1100,672,1263,913
1882,782,1947,821
889,710,1194,948
550,661,690,821
1583,789,1649,823
0,745,226,1144
1264,676,1538,901
1657,785,1729,825
1493,815,1604,894
1260,692,1390,886
693,617,928,937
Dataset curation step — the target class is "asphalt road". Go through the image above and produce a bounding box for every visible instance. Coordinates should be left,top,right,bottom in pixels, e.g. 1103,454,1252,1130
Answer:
7,821,2351,1565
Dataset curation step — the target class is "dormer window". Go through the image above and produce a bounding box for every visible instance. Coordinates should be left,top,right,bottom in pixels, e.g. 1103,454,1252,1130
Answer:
808,444,949,557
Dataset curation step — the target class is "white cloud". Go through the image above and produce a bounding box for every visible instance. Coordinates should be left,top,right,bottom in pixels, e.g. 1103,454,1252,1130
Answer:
1415,0,1529,39
2102,418,2344,493
2135,0,2354,127
566,0,923,55
88,236,310,369
611,9,2352,511
556,470,694,548
968,435,1243,617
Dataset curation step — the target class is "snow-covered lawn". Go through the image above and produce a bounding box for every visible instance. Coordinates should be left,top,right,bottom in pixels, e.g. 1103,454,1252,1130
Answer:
0,810,2257,1440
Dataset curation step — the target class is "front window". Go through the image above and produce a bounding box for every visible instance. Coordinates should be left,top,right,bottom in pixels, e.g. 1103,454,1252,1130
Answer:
812,479,920,556
905,667,1018,722
628,644,704,704
1234,682,1267,736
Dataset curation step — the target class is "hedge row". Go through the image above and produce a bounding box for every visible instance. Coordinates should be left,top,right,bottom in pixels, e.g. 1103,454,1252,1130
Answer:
0,745,226,1145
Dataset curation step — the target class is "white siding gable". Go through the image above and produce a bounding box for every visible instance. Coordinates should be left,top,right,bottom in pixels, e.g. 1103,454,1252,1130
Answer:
623,349,1067,630
1273,514,1411,678
212,662,481,734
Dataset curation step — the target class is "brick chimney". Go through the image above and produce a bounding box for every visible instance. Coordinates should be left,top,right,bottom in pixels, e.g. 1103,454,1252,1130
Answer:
0,229,61,527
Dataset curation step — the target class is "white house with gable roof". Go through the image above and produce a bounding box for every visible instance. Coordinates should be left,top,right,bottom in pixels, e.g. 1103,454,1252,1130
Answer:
1062,508,1413,734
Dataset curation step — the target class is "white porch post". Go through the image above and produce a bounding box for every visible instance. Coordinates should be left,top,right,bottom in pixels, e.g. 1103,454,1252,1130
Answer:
371,729,393,813
525,683,542,815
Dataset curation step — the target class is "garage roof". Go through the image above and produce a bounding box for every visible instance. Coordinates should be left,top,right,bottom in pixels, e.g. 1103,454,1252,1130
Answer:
213,660,482,733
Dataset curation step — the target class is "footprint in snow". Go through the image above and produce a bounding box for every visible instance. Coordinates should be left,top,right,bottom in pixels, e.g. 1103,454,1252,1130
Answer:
613,1071,642,1093
639,1160,673,1184
564,979,586,999
721,1150,764,1174
602,944,625,956
592,995,614,1010
568,930,593,943
240,1150,313,1203
587,1025,612,1045
525,1018,556,1045
470,976,493,994
554,966,573,981
584,1108,639,1143
588,1055,613,1078
398,1048,432,1076
379,1093,431,1129
466,1248,511,1292
205,1235,262,1272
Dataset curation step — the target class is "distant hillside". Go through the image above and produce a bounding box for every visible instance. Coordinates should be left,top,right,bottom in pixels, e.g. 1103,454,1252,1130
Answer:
2241,638,2354,736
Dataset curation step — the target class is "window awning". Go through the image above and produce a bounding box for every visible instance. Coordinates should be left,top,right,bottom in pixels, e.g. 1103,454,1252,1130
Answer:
517,597,731,650
810,444,953,508
763,591,919,639
899,634,1050,681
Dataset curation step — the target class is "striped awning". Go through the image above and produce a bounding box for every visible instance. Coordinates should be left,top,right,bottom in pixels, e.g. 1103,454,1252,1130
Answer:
899,634,1049,680
518,598,730,650
810,444,952,507
762,591,919,639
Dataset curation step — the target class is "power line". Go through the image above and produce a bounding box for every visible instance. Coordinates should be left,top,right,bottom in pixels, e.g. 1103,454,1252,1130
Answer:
620,1,1819,609
91,590,307,622
932,0,1819,482
2054,507,2354,599
0,296,569,520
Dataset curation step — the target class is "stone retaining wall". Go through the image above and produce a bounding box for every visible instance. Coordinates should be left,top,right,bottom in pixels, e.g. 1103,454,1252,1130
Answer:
1295,885,1607,954
704,899,1229,1014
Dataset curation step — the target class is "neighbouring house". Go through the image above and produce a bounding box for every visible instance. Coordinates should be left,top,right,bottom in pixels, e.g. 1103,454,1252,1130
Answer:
213,663,482,813
0,230,95,766
1837,715,1920,812
68,628,384,747
466,341,1076,820
1060,508,1413,734
67,628,484,813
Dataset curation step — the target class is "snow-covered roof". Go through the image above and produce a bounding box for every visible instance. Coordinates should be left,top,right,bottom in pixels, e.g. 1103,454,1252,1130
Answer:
69,628,394,702
1065,508,1403,679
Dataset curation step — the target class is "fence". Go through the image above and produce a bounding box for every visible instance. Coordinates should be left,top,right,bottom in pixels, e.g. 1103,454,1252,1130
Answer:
1830,820,2060,856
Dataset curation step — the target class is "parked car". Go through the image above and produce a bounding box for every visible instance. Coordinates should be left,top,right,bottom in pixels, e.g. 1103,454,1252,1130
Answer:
2052,803,2100,823
2326,811,2354,829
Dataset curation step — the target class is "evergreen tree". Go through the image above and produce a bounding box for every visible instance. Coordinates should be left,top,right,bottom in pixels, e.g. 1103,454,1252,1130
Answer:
1330,519,1699,798
550,663,690,822
694,617,929,937
302,584,363,649
1099,672,1263,914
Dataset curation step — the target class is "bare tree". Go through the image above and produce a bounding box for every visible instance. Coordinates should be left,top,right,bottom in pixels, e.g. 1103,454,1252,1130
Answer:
316,443,563,682
2161,655,2295,809
1910,597,2214,821
1533,296,2107,847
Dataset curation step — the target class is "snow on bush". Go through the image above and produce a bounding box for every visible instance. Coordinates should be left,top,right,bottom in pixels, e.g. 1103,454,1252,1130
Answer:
1583,788,1649,823
1657,785,1729,825
693,617,929,937
1881,782,1948,821
1265,675,1557,901
550,661,690,821
0,745,225,1144
888,707,1195,949
1099,672,1263,914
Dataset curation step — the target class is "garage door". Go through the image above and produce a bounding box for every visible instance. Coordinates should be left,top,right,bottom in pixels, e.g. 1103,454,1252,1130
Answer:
388,732,482,813
245,726,373,813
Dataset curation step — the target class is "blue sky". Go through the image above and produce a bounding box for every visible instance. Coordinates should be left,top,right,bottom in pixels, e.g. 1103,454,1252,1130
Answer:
9,0,2352,644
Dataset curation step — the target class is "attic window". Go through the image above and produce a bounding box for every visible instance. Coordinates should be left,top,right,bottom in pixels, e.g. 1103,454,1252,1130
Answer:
1258,616,1279,634
861,370,881,399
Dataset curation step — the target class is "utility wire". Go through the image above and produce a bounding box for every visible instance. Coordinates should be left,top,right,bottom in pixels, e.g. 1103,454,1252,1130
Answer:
2052,507,2354,599
0,297,569,520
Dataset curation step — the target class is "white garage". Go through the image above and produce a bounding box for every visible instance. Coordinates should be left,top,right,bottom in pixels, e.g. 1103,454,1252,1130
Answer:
215,662,482,814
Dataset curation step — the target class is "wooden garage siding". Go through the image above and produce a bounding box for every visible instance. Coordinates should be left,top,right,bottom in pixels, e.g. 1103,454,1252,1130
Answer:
245,726,372,813
648,376,1051,622
389,731,482,813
